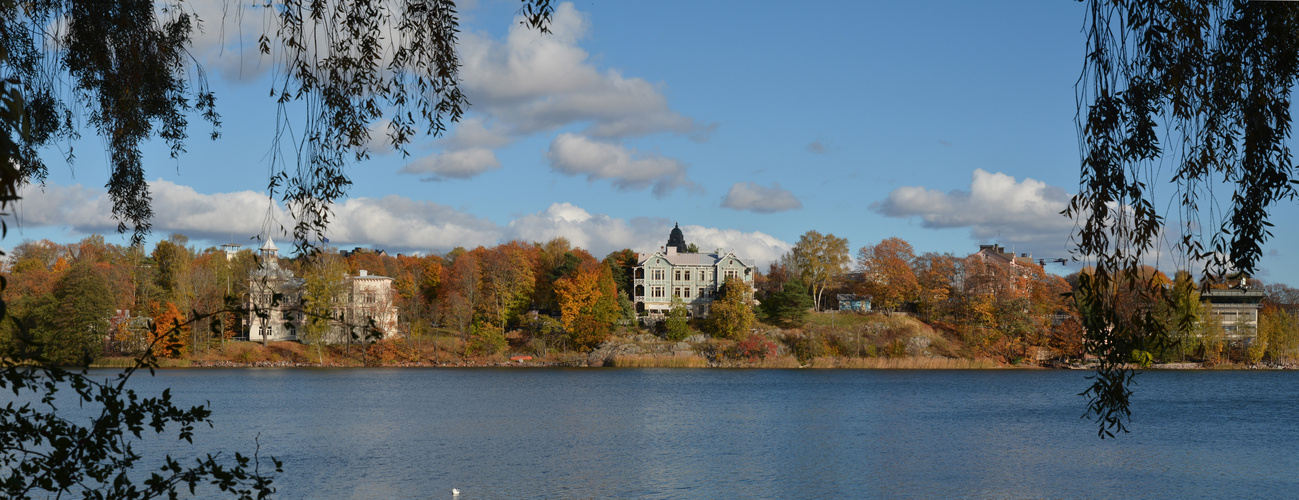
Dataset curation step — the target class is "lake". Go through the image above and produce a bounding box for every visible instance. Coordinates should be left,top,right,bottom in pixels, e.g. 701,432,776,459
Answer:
95,368,1299,499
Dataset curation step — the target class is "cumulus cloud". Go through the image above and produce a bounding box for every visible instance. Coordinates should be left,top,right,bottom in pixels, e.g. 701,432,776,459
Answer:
14,182,789,263
872,169,1073,251
721,182,803,213
457,3,712,140
547,133,697,197
399,148,502,181
506,203,791,264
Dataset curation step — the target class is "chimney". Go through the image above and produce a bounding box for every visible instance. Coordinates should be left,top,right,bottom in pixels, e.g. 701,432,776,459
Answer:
666,246,676,255
360,269,368,277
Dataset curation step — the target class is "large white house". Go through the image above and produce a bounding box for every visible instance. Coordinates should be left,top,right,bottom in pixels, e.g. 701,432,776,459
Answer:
245,238,398,344
633,224,756,320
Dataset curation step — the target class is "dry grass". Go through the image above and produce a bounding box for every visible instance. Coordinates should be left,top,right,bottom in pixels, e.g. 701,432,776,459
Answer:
808,356,1002,369
747,356,801,368
609,354,710,368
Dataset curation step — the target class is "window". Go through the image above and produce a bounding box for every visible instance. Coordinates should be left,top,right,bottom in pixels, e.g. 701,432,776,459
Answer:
725,269,739,280
652,269,665,280
684,269,692,281
673,287,681,298
675,270,682,281
683,287,691,298
699,287,707,298
652,286,665,298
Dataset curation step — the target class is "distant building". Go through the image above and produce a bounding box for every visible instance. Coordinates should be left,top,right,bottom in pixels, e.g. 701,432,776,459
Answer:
633,224,755,320
1202,287,1265,341
245,238,398,344
246,238,305,343
963,244,1043,295
837,294,872,313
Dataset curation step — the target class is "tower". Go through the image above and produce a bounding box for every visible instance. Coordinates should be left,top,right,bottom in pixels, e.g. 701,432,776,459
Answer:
666,223,687,253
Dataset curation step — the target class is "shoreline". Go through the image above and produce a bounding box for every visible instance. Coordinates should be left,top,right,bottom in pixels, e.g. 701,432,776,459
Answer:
96,359,1299,370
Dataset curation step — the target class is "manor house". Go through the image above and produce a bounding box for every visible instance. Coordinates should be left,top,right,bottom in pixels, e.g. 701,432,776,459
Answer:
245,238,398,344
633,224,755,320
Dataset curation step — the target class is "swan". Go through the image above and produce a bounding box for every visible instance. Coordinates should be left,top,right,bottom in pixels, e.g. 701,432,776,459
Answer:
452,488,460,496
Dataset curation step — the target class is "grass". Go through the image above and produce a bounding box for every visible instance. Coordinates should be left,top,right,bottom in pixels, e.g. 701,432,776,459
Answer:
807,356,1003,369
609,354,710,368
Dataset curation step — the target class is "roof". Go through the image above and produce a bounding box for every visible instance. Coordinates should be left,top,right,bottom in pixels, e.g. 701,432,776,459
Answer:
260,238,278,252
637,251,755,268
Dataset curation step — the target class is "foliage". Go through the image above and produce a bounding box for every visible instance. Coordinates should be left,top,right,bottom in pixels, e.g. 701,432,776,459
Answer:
731,334,778,362
856,237,920,313
663,296,692,341
1071,0,1299,437
150,301,190,359
554,260,619,350
783,230,850,311
708,277,755,340
760,277,814,328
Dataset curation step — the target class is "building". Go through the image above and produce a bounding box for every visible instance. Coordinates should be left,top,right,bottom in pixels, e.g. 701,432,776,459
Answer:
245,238,399,344
837,294,872,313
1202,287,1265,341
246,238,305,342
963,243,1043,295
633,224,755,320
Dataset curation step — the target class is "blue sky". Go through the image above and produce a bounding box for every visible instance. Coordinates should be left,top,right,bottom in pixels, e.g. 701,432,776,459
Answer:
12,0,1299,285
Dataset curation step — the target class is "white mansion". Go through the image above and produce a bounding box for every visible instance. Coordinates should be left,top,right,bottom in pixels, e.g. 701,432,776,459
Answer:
246,239,399,344
633,224,756,320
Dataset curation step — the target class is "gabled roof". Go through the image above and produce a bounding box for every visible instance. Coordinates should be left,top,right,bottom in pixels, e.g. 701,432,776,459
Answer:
260,238,278,252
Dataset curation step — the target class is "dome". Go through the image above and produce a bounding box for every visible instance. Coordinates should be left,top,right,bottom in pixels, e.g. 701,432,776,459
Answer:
666,223,687,253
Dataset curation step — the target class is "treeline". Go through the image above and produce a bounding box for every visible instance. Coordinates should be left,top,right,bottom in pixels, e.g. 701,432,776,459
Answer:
0,235,643,363
7,231,1299,366
768,231,1299,365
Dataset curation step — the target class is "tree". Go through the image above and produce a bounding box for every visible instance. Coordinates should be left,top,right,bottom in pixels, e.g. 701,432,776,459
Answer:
301,251,349,360
783,230,850,311
856,237,920,313
708,277,756,340
554,259,619,350
663,296,692,341
1072,0,1299,437
761,277,814,328
913,252,961,321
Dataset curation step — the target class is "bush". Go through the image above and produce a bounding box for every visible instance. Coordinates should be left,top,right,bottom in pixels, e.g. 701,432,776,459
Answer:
732,334,778,362
784,333,827,364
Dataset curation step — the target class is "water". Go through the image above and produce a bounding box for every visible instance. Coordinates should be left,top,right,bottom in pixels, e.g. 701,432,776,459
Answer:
70,369,1299,498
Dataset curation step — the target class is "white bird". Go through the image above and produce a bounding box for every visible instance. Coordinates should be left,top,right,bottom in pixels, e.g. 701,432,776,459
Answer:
452,488,460,496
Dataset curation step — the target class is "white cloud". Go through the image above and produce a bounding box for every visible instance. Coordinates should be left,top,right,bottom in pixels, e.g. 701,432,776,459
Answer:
506,203,791,264
721,182,803,213
399,148,502,181
546,133,698,197
456,3,711,140
13,182,788,263
872,169,1073,251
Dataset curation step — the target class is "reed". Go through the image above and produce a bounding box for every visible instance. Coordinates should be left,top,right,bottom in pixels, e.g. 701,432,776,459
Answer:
609,354,710,368
809,356,1002,369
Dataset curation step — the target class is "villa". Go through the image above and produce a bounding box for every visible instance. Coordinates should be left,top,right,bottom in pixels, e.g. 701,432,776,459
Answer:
633,224,756,321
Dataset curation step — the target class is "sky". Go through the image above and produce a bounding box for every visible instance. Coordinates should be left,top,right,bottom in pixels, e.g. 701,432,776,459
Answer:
11,0,1299,285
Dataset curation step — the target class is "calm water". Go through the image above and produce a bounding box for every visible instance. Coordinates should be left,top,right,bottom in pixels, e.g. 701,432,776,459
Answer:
80,368,1299,498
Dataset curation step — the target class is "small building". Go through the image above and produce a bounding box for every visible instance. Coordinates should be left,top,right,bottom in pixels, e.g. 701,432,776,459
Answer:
1202,287,1265,341
633,223,755,320
837,294,872,313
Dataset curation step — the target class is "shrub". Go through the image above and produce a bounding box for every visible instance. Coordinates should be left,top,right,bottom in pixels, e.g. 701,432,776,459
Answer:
732,334,778,362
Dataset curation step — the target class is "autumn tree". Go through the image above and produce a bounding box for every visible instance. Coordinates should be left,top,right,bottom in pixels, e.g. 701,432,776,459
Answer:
477,241,536,343
708,277,756,341
856,237,920,313
300,251,349,360
554,260,620,350
783,230,850,311
913,252,961,320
